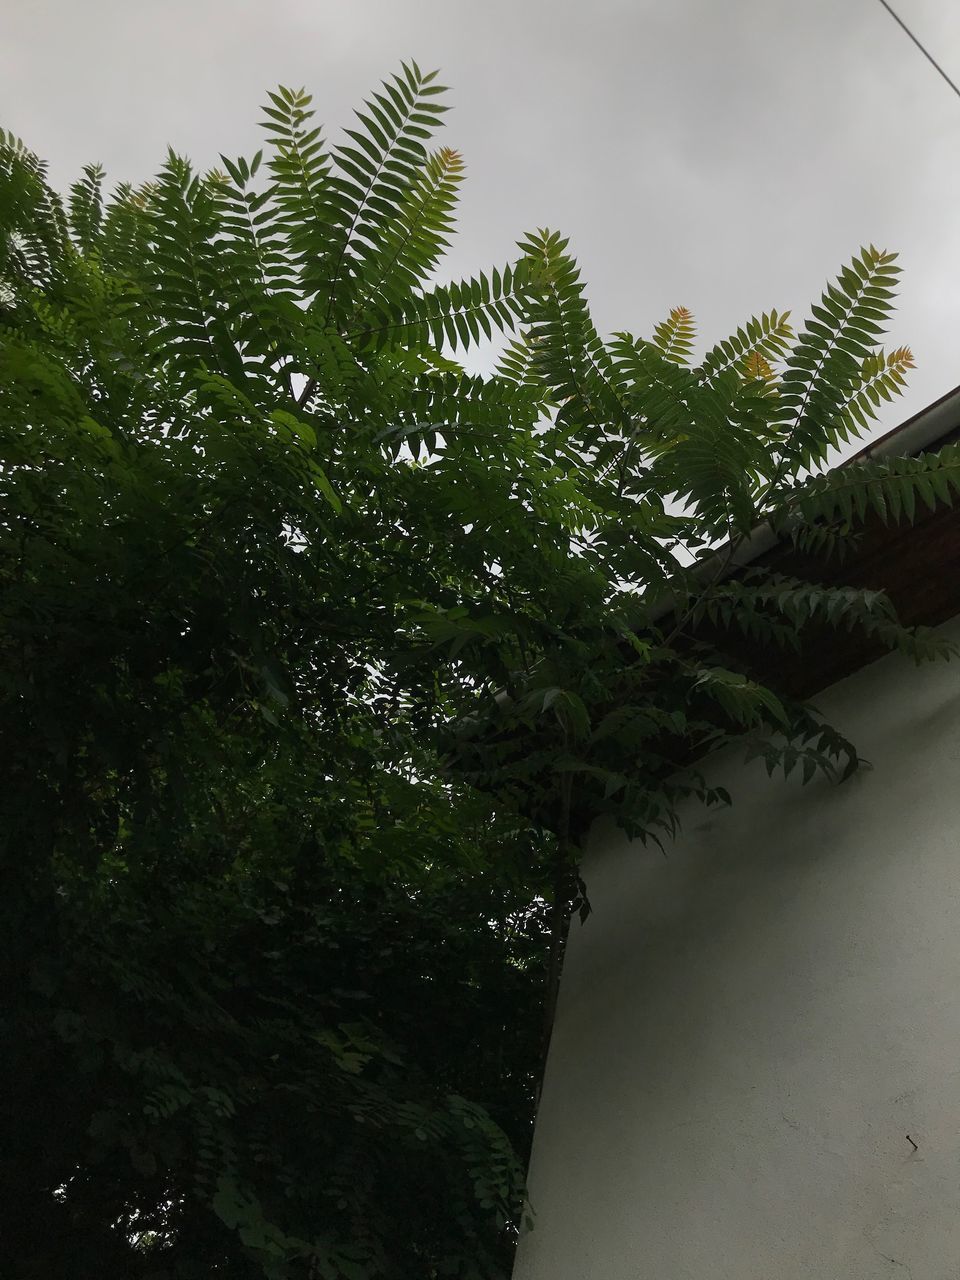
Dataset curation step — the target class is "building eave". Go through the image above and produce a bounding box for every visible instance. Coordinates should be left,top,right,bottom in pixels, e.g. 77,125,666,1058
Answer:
701,385,960,698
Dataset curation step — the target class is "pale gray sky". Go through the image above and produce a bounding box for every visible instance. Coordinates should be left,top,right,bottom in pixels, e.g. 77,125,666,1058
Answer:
4,0,960,433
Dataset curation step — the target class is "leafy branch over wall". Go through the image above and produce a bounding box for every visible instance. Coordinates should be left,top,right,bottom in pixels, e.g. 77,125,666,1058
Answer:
1,65,955,1278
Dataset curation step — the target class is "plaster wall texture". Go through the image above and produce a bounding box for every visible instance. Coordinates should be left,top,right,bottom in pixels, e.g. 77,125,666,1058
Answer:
514,615,960,1279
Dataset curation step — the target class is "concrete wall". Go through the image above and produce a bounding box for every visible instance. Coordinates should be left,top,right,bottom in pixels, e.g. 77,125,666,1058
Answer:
514,617,960,1279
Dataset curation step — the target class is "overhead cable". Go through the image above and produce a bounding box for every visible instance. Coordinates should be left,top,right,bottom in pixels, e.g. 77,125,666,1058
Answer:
876,0,960,102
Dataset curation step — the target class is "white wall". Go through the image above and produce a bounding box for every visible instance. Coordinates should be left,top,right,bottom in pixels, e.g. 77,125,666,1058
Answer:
515,617,960,1279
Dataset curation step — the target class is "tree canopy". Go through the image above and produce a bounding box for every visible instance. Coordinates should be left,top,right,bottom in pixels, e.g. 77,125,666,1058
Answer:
2,64,957,1278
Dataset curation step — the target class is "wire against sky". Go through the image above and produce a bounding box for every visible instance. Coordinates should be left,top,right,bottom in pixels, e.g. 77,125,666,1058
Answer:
876,0,960,101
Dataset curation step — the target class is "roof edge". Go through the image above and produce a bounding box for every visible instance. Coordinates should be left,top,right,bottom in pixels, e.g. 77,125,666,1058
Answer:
854,383,960,461
647,384,960,624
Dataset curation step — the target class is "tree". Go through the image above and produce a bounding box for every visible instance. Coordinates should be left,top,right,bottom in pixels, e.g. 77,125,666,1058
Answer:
1,66,957,1278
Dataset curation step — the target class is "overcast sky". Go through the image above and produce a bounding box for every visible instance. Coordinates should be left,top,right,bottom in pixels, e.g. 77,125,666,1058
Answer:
4,0,960,436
